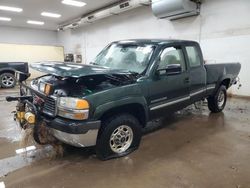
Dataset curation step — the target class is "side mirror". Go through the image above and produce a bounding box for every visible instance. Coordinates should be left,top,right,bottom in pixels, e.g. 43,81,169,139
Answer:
157,64,182,76
15,71,30,82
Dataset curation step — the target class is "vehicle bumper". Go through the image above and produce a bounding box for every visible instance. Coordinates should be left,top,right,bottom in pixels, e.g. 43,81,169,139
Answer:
51,128,99,147
44,117,101,147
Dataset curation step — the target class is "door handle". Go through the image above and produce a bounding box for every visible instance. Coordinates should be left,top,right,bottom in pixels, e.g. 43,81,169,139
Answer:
184,77,190,83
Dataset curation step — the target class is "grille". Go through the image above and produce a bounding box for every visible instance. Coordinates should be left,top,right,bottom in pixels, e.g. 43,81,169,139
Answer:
43,97,57,116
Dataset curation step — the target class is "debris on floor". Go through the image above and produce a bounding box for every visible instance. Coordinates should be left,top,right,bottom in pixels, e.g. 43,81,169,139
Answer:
20,122,64,159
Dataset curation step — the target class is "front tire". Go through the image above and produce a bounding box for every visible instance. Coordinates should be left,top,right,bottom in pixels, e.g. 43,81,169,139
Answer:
96,114,142,160
207,85,227,113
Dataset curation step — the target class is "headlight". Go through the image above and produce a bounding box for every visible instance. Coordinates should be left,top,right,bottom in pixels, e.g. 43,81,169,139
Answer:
39,82,46,92
57,97,89,120
38,82,52,95
58,97,89,109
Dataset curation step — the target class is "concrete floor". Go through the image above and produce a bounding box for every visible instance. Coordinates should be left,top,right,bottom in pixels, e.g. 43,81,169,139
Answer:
0,88,250,188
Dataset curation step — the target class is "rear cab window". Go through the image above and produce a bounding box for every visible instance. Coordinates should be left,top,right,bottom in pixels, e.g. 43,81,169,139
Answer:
185,46,202,68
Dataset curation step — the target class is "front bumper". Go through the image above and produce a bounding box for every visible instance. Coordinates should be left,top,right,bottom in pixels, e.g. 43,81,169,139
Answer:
44,117,101,147
10,82,101,148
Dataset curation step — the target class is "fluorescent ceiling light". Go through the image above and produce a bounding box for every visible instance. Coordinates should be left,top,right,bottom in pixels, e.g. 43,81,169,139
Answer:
62,0,86,7
0,17,11,21
27,20,44,25
41,12,61,18
0,5,23,12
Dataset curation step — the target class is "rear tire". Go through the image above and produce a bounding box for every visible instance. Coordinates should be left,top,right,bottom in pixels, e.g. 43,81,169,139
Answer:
96,114,142,160
0,73,16,88
207,85,227,113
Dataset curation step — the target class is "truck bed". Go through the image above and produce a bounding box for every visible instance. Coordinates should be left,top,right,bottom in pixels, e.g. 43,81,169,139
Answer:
205,62,241,88
0,62,29,74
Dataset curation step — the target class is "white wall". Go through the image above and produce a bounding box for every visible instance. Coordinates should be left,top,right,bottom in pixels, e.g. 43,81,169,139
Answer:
0,26,59,46
56,0,250,97
0,26,64,79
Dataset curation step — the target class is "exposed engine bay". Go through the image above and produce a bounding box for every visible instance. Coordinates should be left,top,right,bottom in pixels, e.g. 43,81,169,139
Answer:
31,72,139,98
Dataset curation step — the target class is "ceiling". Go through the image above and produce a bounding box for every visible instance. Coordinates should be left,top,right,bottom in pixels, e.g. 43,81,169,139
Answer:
0,0,118,30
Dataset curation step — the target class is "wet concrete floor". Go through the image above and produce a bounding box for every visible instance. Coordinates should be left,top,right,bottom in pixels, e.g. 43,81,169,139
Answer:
0,88,250,188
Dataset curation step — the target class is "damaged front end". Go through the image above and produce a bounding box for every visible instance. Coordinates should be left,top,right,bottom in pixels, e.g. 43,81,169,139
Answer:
6,65,138,148
6,71,58,145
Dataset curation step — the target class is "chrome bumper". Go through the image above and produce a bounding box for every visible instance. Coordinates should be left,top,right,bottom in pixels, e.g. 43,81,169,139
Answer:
50,128,99,147
43,117,100,147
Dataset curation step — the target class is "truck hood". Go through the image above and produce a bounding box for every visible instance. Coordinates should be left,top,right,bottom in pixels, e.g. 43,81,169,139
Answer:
30,62,134,78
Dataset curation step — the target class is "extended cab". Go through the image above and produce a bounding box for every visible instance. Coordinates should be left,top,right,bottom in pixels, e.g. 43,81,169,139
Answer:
0,62,29,88
6,40,241,160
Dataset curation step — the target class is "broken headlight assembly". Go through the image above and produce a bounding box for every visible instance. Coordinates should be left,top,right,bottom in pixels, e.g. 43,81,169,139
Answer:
38,82,52,96
57,97,89,120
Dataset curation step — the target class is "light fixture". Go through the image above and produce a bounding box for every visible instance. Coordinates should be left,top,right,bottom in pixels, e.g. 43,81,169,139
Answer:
41,12,61,18
27,20,44,25
62,0,86,7
0,5,23,12
0,17,11,21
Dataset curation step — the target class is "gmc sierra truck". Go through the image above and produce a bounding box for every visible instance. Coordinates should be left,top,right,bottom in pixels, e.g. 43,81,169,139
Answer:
0,62,29,88
6,39,241,160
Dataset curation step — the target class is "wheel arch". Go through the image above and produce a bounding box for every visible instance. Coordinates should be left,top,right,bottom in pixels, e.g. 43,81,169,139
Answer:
94,100,148,127
0,69,15,75
220,78,231,89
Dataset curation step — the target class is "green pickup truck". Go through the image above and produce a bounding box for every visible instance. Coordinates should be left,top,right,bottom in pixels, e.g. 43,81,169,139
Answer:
7,39,241,160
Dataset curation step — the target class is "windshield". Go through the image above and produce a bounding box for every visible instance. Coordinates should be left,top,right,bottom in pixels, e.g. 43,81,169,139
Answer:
93,43,155,74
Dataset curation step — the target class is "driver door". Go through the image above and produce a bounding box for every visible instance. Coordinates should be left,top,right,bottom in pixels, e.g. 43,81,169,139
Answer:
147,45,190,119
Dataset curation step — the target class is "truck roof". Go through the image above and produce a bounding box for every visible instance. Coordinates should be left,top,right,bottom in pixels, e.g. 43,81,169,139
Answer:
114,39,198,45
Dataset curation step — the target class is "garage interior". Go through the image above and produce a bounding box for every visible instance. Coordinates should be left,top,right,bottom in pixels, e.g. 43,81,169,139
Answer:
0,0,250,187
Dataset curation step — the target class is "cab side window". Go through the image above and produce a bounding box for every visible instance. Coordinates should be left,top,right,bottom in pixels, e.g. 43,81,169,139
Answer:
158,46,186,72
186,46,202,68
